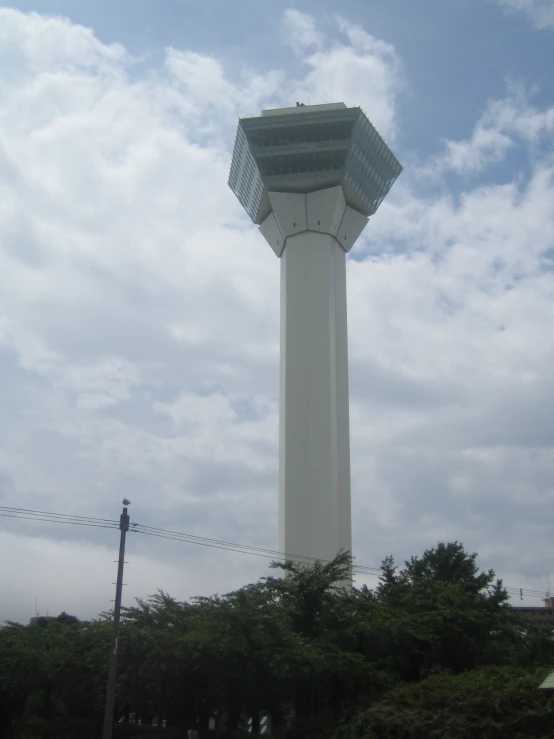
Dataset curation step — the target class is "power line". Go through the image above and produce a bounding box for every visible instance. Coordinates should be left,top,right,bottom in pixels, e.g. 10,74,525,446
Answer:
0,505,117,524
1,504,379,573
1,504,549,598
129,526,550,595
505,587,547,597
0,505,379,573
0,512,119,531
132,522,383,574
129,524,552,594
131,526,378,577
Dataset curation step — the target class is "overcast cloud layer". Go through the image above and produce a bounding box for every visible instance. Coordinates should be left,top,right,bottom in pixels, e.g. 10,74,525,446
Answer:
1,5,554,622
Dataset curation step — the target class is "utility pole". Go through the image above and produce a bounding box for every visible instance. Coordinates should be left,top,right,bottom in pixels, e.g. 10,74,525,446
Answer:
102,502,130,739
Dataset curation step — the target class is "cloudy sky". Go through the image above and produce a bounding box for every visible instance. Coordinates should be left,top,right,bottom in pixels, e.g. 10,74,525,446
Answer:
1,0,554,623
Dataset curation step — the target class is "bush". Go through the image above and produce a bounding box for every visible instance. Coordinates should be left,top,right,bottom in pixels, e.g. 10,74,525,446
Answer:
337,666,554,739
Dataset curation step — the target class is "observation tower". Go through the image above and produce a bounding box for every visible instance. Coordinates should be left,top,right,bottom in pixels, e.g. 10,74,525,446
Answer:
229,103,402,566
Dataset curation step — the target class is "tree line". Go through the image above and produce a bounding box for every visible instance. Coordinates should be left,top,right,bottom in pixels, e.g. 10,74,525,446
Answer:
1,542,553,738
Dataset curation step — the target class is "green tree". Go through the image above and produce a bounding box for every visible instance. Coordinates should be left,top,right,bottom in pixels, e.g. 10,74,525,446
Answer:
2,543,553,739
261,553,381,724
338,666,554,739
374,542,514,678
0,616,109,736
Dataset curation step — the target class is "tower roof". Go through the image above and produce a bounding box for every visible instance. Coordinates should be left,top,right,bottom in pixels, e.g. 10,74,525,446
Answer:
229,103,402,224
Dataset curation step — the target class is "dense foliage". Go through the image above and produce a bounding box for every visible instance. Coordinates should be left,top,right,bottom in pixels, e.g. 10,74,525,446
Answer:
338,666,554,739
1,542,553,739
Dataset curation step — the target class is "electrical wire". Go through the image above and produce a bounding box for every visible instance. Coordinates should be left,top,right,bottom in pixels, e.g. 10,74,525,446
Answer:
129,525,553,595
131,526,378,576
129,525,551,597
0,512,119,530
0,505,380,573
0,505,120,532
505,587,544,595
131,521,382,574
1,504,549,599
0,505,117,524
129,525,549,593
505,587,548,597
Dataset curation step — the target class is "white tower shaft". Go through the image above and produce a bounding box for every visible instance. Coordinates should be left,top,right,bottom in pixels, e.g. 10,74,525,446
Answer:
259,186,368,564
280,231,351,563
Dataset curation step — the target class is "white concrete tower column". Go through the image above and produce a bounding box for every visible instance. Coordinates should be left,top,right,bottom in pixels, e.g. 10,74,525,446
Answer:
259,186,368,564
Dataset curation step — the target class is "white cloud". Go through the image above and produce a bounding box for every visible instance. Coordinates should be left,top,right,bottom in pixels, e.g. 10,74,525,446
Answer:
427,83,554,175
283,9,323,55
287,18,403,137
440,128,513,175
164,49,285,129
485,85,554,141
493,0,554,29
0,8,127,84
1,7,554,622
